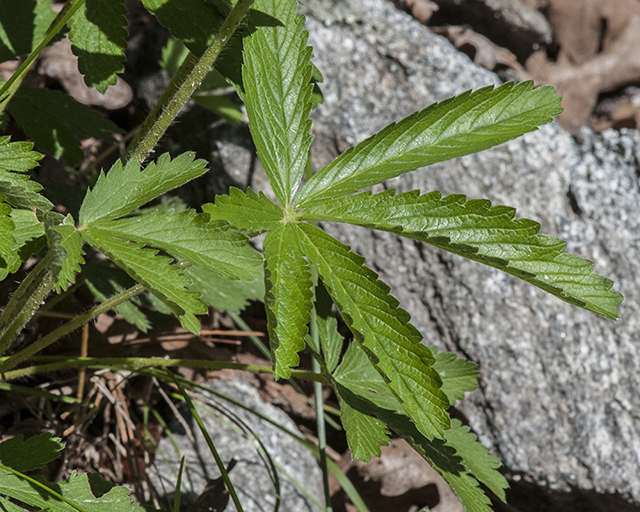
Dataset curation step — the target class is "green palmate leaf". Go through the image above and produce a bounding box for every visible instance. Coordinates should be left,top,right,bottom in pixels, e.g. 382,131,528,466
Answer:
263,222,313,379
45,213,85,293
0,471,142,512
242,0,314,206
68,0,128,93
90,210,262,281
295,222,450,439
8,86,122,165
333,343,497,512
444,419,508,502
79,153,207,225
0,137,43,172
0,433,63,473
301,189,623,319
295,81,562,206
203,187,284,237
82,263,153,332
431,347,479,405
315,282,343,373
82,228,206,333
186,265,264,315
0,0,56,62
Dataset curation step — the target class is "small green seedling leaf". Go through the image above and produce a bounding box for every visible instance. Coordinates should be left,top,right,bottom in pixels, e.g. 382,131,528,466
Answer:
264,222,313,378
90,210,263,281
295,81,562,205
203,187,284,237
431,347,479,405
242,0,314,206
8,86,123,165
79,153,207,225
296,223,450,439
301,188,623,319
68,0,128,93
82,228,206,333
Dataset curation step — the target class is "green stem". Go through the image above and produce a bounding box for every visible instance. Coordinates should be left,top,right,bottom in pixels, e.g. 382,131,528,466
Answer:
311,308,333,512
124,0,254,164
0,254,53,356
0,0,85,112
1,356,327,383
0,283,145,374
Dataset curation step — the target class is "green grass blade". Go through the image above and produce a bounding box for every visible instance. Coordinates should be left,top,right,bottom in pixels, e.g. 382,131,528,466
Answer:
295,81,562,205
301,189,623,319
242,0,314,206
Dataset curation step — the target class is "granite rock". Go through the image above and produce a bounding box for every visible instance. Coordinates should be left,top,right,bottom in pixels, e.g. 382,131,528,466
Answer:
149,376,324,512
296,0,640,509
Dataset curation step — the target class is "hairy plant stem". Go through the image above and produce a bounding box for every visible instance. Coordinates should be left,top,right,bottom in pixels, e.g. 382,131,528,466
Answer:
311,308,334,512
0,0,85,113
1,356,327,383
0,283,145,375
0,254,53,356
124,0,254,164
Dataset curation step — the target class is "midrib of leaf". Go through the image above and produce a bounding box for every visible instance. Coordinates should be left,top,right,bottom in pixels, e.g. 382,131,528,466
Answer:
295,222,450,439
295,81,562,206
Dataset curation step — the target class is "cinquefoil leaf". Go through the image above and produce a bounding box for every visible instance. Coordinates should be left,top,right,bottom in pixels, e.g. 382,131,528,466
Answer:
0,208,45,281
0,433,63,473
0,137,43,173
337,397,389,463
79,153,207,225
186,265,264,315
90,210,262,281
0,170,52,211
8,86,122,165
264,222,313,378
68,0,128,93
444,419,508,502
301,189,623,319
315,282,343,374
0,200,13,257
202,187,284,237
431,346,479,405
295,81,562,205
82,228,206,333
333,343,495,512
243,0,313,206
296,222,450,439
0,0,56,62
0,471,142,512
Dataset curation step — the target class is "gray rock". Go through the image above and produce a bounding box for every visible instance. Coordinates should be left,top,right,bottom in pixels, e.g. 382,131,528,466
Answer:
297,0,640,508
149,375,324,512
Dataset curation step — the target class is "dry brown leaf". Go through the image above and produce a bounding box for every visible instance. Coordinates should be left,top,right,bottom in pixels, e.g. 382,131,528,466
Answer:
526,0,640,131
